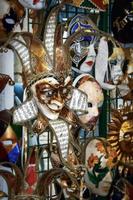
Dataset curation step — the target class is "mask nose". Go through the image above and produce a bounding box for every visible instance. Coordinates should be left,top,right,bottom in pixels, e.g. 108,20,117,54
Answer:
92,106,99,117
53,91,64,103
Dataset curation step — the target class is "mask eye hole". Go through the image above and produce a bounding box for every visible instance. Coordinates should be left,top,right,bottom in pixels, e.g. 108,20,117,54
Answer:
42,90,53,98
123,133,131,141
110,60,117,65
88,102,92,107
80,40,90,48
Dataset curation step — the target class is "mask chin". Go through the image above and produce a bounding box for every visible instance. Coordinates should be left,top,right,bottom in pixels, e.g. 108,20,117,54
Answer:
35,99,60,120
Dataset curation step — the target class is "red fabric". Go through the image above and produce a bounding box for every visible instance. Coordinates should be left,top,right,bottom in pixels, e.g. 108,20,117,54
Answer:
25,165,37,186
90,0,106,10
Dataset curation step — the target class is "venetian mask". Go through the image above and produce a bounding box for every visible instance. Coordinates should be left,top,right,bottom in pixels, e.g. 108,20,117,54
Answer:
18,0,46,9
84,138,117,197
108,107,133,168
108,47,125,85
73,74,104,131
30,74,72,120
68,14,98,74
0,0,25,42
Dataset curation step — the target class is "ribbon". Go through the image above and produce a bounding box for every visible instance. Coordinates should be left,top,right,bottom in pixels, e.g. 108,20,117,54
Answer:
13,98,38,124
67,88,88,114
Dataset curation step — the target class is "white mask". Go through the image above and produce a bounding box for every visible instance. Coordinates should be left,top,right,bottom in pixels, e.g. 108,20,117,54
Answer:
73,74,104,131
84,138,117,196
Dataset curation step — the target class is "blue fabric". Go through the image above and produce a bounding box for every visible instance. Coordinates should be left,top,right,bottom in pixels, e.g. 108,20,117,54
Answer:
8,143,20,163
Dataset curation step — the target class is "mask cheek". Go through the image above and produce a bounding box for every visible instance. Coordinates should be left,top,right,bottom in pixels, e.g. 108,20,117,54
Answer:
79,106,99,130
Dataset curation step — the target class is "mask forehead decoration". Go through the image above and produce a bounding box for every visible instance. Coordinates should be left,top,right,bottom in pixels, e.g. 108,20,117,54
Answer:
0,0,25,43
83,137,117,197
107,103,133,174
7,32,49,86
18,0,46,9
73,74,104,131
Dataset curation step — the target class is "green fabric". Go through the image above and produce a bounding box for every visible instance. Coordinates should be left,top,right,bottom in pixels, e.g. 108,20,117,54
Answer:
11,124,22,139
80,0,96,9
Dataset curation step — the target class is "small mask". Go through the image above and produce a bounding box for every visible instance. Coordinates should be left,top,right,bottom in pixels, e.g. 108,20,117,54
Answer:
0,0,25,40
108,47,125,84
84,138,117,197
73,74,104,131
18,0,46,9
30,74,72,120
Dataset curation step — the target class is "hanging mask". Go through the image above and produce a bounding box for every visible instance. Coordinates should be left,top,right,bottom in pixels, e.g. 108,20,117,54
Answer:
83,137,117,197
68,14,98,74
18,0,46,9
108,47,125,85
108,105,133,171
73,74,104,131
0,0,25,41
30,74,72,120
